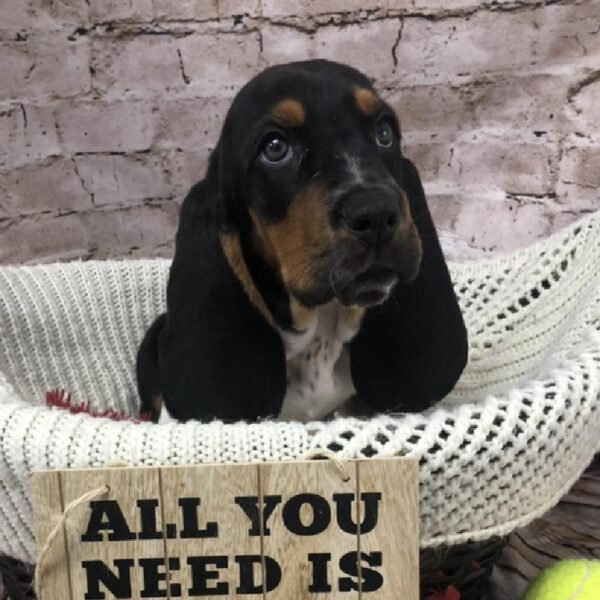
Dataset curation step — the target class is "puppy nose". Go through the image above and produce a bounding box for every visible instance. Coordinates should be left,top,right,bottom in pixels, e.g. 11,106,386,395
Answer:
340,190,400,246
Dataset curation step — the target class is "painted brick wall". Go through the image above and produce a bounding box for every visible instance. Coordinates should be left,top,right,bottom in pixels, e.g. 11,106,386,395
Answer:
1,0,598,264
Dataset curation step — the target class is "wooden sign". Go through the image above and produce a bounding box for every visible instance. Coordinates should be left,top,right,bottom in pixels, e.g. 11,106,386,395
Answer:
31,457,418,599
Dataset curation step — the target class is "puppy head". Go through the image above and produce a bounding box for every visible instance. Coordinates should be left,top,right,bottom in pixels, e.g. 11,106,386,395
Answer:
216,60,422,309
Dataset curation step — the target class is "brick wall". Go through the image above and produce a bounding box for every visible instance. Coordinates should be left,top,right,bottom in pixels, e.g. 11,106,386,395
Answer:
1,0,598,264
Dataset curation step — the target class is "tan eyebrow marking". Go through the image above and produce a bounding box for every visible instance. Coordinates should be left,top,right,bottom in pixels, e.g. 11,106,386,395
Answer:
354,87,380,116
270,98,306,127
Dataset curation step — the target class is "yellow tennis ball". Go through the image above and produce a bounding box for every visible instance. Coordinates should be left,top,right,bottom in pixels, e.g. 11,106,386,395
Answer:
523,560,600,600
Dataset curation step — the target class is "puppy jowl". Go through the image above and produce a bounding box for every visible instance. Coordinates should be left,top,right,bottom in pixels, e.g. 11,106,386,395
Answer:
31,459,419,599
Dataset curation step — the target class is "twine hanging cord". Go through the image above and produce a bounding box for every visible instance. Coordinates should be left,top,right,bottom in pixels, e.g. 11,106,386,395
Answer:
34,450,347,596
301,447,351,482
34,484,110,599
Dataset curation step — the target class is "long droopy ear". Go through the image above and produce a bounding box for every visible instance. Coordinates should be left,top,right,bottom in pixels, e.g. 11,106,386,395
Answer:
157,154,287,422
349,157,468,413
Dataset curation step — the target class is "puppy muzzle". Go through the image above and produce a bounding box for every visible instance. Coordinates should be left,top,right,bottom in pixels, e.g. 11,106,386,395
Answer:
329,185,422,306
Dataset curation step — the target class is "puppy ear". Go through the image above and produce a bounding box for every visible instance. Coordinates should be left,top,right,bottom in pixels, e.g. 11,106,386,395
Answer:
349,157,468,412
158,160,287,422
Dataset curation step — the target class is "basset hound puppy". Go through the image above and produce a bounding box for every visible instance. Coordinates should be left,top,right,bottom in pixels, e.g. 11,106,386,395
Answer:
137,59,468,423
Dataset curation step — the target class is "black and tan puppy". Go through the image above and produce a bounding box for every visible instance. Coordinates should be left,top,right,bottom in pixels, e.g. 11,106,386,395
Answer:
137,60,468,423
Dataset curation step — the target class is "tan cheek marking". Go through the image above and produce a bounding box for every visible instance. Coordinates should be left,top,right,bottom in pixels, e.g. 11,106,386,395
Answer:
150,394,166,423
290,297,315,331
354,87,380,116
152,394,163,420
398,189,421,246
250,212,279,269
399,189,412,223
250,184,333,295
271,98,305,128
341,306,366,332
395,190,422,262
220,231,275,328
250,211,317,331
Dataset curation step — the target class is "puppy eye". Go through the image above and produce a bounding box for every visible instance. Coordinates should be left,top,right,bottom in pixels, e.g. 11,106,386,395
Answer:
261,133,292,164
375,118,395,149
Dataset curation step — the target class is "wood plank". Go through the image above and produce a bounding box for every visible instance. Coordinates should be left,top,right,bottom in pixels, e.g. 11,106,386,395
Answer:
357,458,419,600
259,459,359,600
30,470,71,599
30,459,421,600
160,464,262,599
60,466,166,600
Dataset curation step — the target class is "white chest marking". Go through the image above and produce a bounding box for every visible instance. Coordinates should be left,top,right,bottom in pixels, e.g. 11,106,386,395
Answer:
277,302,361,422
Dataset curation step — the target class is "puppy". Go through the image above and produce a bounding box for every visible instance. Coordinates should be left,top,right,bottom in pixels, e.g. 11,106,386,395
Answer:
137,60,468,423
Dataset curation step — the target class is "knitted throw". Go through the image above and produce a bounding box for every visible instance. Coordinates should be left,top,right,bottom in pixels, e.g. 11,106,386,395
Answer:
1,213,599,564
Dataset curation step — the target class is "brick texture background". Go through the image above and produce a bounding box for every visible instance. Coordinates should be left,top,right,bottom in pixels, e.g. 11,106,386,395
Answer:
1,0,598,264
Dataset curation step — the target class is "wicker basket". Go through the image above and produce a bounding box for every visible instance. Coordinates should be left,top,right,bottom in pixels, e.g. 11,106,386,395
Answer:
1,214,600,596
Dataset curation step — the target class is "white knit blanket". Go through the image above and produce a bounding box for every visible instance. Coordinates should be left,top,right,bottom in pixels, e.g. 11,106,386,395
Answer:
1,213,599,564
